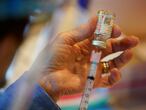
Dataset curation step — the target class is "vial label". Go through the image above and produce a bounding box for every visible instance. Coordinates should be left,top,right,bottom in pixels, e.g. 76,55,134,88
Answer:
94,12,114,41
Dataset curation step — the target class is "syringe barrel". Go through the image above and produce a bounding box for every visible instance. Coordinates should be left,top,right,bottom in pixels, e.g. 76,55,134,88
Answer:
92,10,115,48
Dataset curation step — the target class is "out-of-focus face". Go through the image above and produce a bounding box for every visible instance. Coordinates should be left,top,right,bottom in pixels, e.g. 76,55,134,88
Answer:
90,0,146,38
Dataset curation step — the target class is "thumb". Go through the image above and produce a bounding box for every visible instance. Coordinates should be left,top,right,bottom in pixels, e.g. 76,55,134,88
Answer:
62,16,98,45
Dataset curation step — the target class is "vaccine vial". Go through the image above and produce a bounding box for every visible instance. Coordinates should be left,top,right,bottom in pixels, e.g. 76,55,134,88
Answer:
92,10,115,48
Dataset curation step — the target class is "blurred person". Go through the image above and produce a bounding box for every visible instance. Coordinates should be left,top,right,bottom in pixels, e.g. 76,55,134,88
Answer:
0,17,28,88
0,16,139,110
0,0,37,88
0,0,56,88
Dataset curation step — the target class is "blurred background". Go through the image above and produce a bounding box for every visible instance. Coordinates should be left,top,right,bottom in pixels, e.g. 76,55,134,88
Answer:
0,0,146,110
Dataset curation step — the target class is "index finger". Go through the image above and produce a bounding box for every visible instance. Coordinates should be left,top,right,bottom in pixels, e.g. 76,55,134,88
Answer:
111,24,121,38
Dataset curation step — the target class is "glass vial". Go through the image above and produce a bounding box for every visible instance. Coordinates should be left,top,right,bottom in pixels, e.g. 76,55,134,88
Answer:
92,10,115,48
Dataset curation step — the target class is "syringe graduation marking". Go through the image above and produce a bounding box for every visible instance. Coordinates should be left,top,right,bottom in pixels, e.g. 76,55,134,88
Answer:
79,51,101,110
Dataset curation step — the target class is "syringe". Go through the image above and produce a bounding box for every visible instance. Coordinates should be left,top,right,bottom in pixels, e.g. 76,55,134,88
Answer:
79,10,115,110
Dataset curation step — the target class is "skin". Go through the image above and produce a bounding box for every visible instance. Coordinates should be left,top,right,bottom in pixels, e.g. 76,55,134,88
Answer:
29,16,139,101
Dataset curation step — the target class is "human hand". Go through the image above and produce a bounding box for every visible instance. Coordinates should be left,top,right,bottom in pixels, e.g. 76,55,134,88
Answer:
30,16,139,101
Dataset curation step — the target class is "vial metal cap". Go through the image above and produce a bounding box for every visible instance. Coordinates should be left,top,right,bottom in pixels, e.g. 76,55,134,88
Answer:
92,40,106,48
97,10,116,18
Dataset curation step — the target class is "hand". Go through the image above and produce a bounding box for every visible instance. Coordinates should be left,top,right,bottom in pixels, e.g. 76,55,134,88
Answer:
30,16,139,101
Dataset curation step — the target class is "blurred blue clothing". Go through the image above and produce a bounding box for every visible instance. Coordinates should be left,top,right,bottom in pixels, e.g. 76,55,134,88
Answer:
0,0,55,20
78,0,90,10
0,76,60,110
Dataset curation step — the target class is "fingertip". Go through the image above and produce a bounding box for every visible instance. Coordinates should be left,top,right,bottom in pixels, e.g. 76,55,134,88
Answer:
123,36,140,48
106,68,121,87
110,68,121,81
112,35,140,52
110,68,119,74
130,36,140,46
112,24,121,38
